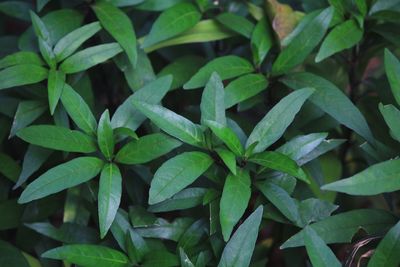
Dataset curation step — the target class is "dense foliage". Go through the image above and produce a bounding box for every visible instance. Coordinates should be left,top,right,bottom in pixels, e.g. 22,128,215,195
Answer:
1,0,400,266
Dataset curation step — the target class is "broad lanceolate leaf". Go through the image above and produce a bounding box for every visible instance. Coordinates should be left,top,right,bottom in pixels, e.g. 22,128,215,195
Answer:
158,55,206,90
148,187,207,212
149,152,213,204
53,21,102,62
133,101,205,147
99,163,122,238
207,123,243,159
218,206,263,267
30,11,50,43
14,145,52,189
142,2,201,48
42,244,129,267
142,19,236,53
9,100,47,137
250,151,309,183
115,133,181,164
281,72,375,144
246,88,314,153
224,74,268,108
200,72,226,125
322,159,400,195
61,84,97,135
0,64,48,90
47,68,65,115
257,181,301,225
183,56,254,89
219,170,251,241
60,43,123,74
93,2,137,66
0,51,44,69
0,153,20,182
19,157,103,203
368,220,400,267
215,148,237,175
111,75,172,131
216,13,255,38
379,103,400,142
97,110,114,160
251,17,273,66
304,227,341,267
272,7,333,75
384,49,400,106
316,20,363,62
281,209,397,248
0,240,30,267
17,125,97,153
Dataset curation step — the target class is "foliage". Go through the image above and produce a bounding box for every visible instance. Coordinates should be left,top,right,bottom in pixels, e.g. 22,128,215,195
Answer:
0,0,400,266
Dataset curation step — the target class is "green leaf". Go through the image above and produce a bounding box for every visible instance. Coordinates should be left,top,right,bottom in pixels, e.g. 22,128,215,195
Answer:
178,219,207,249
281,72,375,144
281,209,397,248
17,125,97,153
219,169,251,241
368,220,400,267
200,72,226,125
0,240,29,267
216,13,255,38
149,152,213,204
251,17,273,66
0,51,44,69
97,110,114,160
304,227,341,267
133,101,205,147
142,19,236,53
53,21,102,62
0,1,33,22
224,74,268,108
183,55,254,89
126,229,149,264
61,84,97,135
246,88,314,153
142,250,179,267
19,157,103,203
384,49,400,106
14,145,52,189
250,151,309,183
0,153,20,182
9,100,47,137
111,75,172,131
135,217,193,241
215,148,237,175
298,198,338,227
322,159,400,195
25,222,98,244
157,55,205,90
257,181,301,225
205,120,244,156
272,7,333,75
218,206,263,267
99,163,122,238
379,103,400,142
316,20,362,62
60,43,123,74
277,132,327,163
93,2,137,66
47,68,66,115
42,244,129,267
148,187,207,212
30,11,50,43
136,0,185,11
115,133,181,164
179,248,195,267
0,64,48,90
142,2,201,48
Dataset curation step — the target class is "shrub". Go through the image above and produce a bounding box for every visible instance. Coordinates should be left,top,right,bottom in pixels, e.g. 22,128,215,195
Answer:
0,0,399,266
